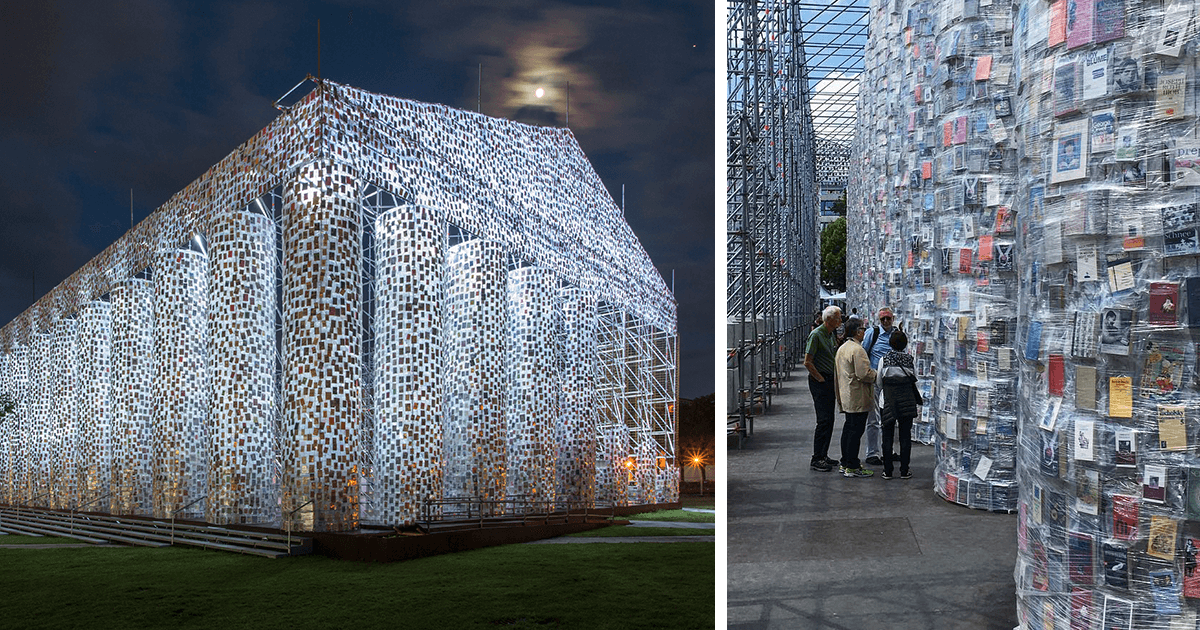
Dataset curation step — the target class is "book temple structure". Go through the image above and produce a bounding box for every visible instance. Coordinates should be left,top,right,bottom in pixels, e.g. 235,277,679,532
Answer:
849,0,1200,625
0,81,679,532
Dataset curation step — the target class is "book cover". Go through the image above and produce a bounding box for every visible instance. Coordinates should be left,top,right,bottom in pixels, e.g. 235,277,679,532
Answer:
1080,45,1109,100
1141,341,1186,399
1144,465,1168,504
1156,3,1191,57
1072,312,1099,358
1049,354,1065,395
974,55,992,80
1102,595,1132,630
1111,45,1141,94
1099,308,1132,355
1046,489,1067,530
1040,397,1063,431
945,473,958,502
1077,467,1100,514
1162,201,1200,256
1049,0,1067,46
1114,119,1138,160
1070,587,1094,630
1089,108,1115,153
1032,484,1043,524
1149,515,1179,559
1149,282,1181,325
1156,70,1187,119
958,247,972,273
1053,57,1080,116
993,94,1012,117
1112,494,1138,539
1187,468,1200,520
1158,404,1187,451
1077,246,1099,281
1106,257,1134,293
1051,119,1087,183
1092,0,1125,43
1150,568,1183,615
1185,538,1200,598
953,115,968,144
1066,0,1095,47
1075,418,1095,462
1187,277,1200,328
1172,141,1200,187
1076,365,1097,410
1103,541,1129,589
1042,430,1061,477
1109,376,1133,417
1068,530,1095,585
1026,320,1043,360
1114,429,1136,468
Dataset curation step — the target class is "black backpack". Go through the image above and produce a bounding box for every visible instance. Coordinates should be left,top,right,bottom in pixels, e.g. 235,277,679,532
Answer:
864,325,882,354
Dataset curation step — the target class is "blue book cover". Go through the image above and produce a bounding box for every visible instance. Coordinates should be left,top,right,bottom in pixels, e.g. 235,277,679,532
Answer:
1149,568,1182,615
1026,321,1043,360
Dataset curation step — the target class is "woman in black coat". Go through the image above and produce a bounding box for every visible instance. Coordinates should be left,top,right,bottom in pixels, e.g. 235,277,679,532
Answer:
874,330,923,479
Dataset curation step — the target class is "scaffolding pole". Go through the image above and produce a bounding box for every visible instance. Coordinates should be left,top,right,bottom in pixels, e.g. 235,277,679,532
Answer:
726,0,820,443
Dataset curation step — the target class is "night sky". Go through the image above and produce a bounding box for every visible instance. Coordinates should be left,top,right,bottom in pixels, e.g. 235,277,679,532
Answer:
0,1,714,398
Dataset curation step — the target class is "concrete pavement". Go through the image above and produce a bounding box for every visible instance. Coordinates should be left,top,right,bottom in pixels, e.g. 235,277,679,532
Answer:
728,374,1019,629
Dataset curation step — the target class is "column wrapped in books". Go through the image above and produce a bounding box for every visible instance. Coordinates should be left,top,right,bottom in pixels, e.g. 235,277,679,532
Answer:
848,0,1022,496
1011,0,1200,626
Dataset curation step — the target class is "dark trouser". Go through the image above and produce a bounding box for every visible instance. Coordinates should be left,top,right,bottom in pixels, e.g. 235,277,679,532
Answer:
840,411,868,470
809,374,836,464
882,416,914,476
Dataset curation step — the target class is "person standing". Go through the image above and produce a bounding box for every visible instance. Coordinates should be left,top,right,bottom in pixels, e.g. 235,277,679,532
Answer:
860,307,897,465
835,318,876,478
804,306,843,472
875,330,923,479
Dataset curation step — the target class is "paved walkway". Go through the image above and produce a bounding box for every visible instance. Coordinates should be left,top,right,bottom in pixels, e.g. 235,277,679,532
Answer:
728,373,1018,629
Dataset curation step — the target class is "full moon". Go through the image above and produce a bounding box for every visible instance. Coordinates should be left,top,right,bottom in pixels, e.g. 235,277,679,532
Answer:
535,88,545,98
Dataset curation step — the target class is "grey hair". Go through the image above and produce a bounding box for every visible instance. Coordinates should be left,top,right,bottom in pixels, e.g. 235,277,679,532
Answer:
822,305,842,321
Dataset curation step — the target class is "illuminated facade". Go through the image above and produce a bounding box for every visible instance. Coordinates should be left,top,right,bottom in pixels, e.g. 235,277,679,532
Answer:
0,81,678,532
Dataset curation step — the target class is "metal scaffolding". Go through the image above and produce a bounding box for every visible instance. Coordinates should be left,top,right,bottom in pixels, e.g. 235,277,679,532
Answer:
726,0,820,441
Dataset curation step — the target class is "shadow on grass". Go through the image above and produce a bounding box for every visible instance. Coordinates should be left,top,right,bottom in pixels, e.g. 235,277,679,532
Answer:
0,540,714,629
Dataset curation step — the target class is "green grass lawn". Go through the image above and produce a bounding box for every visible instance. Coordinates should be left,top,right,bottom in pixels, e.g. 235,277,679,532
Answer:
0,535,89,545
0,540,714,629
564,525,712,538
622,509,715,523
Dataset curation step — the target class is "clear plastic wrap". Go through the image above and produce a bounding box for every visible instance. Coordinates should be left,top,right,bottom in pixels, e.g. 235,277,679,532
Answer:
1010,0,1200,626
849,0,1022,506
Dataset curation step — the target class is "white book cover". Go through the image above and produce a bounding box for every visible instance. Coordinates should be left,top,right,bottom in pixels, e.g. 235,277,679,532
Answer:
1078,246,1099,281
1156,70,1187,120
1172,140,1200,187
1051,119,1088,183
1075,418,1095,461
1081,46,1110,100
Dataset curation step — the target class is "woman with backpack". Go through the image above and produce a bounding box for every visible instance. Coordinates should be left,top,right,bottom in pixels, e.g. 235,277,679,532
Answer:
875,329,923,480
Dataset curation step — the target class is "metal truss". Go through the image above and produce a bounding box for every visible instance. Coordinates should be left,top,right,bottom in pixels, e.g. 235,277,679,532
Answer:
727,0,820,431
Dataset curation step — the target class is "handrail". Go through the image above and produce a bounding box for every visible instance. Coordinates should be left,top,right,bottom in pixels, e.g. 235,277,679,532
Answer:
15,490,54,531
169,495,207,545
285,499,314,551
69,492,113,538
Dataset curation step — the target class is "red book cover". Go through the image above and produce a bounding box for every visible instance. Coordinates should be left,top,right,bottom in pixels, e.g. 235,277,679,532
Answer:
953,116,968,144
943,121,953,146
945,474,958,502
1066,0,1095,48
1112,494,1138,541
1070,588,1094,630
977,331,990,353
975,55,993,81
959,248,972,274
978,235,994,260
1049,0,1067,46
1185,538,1200,598
1148,281,1180,325
1049,354,1065,396
922,161,932,179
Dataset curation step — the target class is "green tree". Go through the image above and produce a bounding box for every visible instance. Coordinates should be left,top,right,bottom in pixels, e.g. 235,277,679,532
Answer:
821,216,846,292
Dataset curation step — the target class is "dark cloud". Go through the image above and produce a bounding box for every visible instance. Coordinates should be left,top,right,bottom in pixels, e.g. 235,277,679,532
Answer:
0,0,713,397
